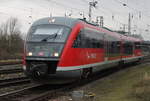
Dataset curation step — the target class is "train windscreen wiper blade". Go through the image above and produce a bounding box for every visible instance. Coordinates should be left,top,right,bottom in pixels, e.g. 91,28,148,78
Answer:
41,33,57,42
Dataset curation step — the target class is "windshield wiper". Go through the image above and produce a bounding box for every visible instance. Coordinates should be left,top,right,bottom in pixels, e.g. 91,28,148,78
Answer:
41,33,57,42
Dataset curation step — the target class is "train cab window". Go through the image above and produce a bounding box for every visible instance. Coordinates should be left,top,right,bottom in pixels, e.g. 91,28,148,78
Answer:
27,24,71,42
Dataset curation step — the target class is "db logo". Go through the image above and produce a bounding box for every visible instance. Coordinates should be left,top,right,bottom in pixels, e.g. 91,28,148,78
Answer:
87,52,96,59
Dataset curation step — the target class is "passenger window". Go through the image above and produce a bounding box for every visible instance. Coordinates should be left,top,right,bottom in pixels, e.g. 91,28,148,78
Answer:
135,42,141,49
124,42,133,55
72,28,104,49
72,30,82,48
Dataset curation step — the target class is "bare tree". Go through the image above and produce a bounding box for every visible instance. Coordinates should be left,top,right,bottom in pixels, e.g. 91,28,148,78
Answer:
0,17,23,60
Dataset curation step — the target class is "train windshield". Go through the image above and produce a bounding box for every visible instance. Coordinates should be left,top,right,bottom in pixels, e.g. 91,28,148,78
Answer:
27,24,70,42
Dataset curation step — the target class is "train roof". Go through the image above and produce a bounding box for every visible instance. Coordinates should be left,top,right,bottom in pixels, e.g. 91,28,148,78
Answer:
31,17,80,28
32,16,142,42
84,21,142,42
91,25,142,42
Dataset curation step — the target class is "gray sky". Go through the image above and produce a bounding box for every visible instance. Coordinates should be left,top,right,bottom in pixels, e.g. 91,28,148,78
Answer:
0,0,150,40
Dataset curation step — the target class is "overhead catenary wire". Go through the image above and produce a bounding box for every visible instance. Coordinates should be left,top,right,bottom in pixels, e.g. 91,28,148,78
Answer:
113,0,150,25
0,0,149,35
49,0,128,28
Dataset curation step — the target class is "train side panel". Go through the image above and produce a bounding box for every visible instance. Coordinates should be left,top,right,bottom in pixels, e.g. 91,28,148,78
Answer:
58,23,105,69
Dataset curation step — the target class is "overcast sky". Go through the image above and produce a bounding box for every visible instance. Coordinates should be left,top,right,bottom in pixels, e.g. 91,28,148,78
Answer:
0,0,150,40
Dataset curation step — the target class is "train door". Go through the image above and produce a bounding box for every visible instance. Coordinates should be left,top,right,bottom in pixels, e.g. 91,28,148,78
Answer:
104,33,109,62
72,28,85,66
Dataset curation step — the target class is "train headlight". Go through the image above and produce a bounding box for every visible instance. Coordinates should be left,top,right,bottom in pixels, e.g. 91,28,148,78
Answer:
54,52,59,57
28,52,33,56
23,65,26,71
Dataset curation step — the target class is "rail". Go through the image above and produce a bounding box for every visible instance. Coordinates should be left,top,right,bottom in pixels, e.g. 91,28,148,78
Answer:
0,56,149,101
0,77,30,88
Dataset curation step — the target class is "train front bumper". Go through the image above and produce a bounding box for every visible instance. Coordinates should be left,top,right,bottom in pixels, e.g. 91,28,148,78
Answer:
23,65,82,84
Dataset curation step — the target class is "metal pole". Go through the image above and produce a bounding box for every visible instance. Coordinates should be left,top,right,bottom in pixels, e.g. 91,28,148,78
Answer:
88,1,98,22
123,24,125,32
100,16,104,27
128,13,131,35
89,2,92,22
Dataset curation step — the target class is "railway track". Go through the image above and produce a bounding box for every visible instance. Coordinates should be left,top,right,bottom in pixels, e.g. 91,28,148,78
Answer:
0,64,132,101
0,64,137,101
0,64,21,68
0,64,23,75
0,77,30,88
143,55,150,63
0,84,44,100
0,56,149,101
0,68,23,74
0,60,21,66
0,81,79,101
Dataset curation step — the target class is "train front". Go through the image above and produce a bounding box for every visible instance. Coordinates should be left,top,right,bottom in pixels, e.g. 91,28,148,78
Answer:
23,17,78,83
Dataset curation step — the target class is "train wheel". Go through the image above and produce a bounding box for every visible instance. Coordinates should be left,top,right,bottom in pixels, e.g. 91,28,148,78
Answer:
30,63,48,80
137,58,142,64
118,60,125,68
81,68,92,79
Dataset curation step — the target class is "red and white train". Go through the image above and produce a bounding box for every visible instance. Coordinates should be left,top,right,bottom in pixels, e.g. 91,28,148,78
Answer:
23,17,144,83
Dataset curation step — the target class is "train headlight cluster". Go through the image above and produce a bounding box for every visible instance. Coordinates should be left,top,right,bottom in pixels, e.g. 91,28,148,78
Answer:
54,52,59,57
28,52,33,56
23,65,26,71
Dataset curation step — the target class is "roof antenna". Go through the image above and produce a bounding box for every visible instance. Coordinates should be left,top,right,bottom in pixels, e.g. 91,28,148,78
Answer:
50,12,52,18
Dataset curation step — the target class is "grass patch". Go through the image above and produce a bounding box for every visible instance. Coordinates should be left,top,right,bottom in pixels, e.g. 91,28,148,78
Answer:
78,64,150,101
132,72,150,101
